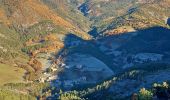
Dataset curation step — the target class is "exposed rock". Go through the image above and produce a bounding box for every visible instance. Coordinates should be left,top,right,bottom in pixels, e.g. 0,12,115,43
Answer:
167,18,170,26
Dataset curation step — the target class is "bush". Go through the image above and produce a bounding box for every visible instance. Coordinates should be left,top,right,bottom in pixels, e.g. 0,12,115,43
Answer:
138,88,153,100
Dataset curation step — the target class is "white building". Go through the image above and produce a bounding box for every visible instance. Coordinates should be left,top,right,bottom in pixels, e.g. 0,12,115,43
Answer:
51,67,57,71
39,77,45,83
65,65,71,69
47,76,58,81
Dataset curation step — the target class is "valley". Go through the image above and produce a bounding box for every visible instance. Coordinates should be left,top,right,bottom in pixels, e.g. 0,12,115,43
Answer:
0,0,170,100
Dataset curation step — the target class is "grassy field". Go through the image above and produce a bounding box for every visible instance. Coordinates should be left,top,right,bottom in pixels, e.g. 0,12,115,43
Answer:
0,64,25,85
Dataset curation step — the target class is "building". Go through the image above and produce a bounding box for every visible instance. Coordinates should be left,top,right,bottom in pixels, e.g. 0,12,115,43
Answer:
76,65,83,69
64,80,74,88
47,76,58,81
51,67,57,71
39,77,45,83
60,63,66,68
65,65,71,69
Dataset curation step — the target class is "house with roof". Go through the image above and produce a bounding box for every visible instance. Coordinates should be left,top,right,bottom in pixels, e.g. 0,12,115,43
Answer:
64,80,74,88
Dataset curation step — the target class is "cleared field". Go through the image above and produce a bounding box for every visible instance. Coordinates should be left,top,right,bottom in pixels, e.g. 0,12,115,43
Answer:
61,53,114,83
0,64,25,85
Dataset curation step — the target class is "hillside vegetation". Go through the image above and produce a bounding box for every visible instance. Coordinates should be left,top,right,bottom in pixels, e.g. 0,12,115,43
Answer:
0,0,170,100
0,0,92,81
75,0,170,34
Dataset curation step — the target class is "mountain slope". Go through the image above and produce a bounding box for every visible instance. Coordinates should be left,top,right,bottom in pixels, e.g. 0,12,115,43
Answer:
1,0,91,39
42,0,91,32
0,0,91,84
76,0,170,34
0,0,170,99
0,0,93,61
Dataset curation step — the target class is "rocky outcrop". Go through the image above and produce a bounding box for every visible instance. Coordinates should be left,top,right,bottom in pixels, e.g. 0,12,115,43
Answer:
167,18,170,26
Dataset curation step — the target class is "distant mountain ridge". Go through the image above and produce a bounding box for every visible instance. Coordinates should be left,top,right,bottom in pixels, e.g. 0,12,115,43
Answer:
75,0,170,33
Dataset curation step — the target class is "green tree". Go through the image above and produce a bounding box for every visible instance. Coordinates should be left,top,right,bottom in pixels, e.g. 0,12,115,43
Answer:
138,88,153,100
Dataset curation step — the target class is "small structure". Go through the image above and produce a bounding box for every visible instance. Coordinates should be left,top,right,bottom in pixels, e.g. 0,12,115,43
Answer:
64,80,74,88
65,65,71,69
60,63,66,68
51,67,57,71
76,65,83,69
39,77,45,83
43,72,48,75
81,76,87,81
47,76,57,81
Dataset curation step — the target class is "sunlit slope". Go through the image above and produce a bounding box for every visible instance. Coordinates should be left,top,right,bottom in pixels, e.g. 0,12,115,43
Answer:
1,0,91,39
75,0,170,33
